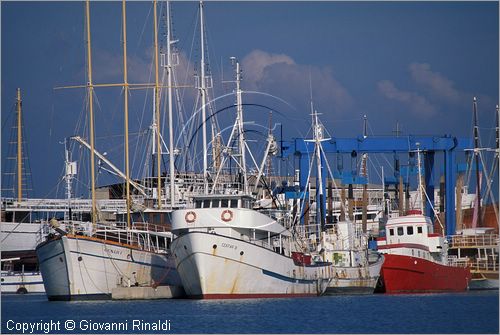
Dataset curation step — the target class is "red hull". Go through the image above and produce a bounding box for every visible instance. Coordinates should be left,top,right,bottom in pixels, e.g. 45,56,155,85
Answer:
380,254,471,293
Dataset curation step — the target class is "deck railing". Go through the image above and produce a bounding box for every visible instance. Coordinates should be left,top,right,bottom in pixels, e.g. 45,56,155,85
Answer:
449,234,499,248
448,256,498,272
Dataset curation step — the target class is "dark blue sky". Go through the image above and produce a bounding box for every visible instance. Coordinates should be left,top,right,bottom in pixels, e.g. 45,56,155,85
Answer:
1,1,498,199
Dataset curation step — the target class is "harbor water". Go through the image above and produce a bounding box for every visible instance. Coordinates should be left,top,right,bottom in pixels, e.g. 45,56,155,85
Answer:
1,290,498,334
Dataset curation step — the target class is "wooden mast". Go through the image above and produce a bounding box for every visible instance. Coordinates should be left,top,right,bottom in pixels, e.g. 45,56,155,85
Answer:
153,0,162,209
85,0,97,226
122,0,131,228
16,88,22,201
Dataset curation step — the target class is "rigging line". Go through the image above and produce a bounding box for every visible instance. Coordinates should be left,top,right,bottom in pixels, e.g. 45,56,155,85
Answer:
478,149,499,220
137,2,152,49
1,103,16,131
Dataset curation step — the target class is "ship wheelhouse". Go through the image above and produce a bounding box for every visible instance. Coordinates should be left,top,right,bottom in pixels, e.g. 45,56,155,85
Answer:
377,211,447,264
172,193,292,256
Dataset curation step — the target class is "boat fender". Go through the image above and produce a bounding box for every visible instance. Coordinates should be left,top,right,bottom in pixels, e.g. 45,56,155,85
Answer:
221,209,233,222
185,211,197,224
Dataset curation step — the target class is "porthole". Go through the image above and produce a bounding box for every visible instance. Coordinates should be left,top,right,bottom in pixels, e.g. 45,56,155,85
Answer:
240,251,244,256
78,256,83,262
212,244,217,249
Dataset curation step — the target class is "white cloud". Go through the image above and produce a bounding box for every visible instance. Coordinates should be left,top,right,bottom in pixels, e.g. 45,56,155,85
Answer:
409,62,461,104
241,49,352,114
377,80,436,116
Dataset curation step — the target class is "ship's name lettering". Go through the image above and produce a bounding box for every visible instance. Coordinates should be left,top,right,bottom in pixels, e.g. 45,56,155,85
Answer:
104,248,123,255
221,243,237,250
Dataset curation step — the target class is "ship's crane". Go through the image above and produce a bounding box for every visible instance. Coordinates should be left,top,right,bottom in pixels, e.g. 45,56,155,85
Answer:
71,136,147,197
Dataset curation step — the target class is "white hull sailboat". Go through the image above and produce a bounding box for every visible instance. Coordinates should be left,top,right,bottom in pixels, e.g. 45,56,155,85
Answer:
36,222,182,300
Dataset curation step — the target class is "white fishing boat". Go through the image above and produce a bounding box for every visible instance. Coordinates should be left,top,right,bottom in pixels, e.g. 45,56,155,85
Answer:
317,221,384,294
171,194,331,298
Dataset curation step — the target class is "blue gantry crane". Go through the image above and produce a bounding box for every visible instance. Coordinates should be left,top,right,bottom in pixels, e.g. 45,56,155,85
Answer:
281,135,472,236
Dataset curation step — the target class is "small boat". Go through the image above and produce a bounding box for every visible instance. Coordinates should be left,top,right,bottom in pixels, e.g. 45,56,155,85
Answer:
318,221,384,294
376,211,471,293
376,144,471,293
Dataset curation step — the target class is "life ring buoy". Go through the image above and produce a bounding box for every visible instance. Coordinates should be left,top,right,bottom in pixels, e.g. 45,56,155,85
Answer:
221,209,233,222
185,211,196,224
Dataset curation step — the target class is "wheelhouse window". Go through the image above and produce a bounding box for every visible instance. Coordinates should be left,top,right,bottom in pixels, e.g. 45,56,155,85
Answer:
407,226,414,235
203,200,211,208
417,226,423,234
389,228,394,236
195,200,202,208
397,227,404,236
230,199,238,208
221,199,229,208
212,200,220,208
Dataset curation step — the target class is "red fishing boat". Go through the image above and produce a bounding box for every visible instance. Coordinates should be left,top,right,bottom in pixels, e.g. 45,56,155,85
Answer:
376,211,471,293
376,144,470,293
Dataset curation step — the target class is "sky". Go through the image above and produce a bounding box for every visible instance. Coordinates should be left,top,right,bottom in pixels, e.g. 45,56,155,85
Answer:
1,1,499,200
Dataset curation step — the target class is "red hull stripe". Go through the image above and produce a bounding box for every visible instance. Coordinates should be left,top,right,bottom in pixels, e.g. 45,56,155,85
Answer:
196,293,317,299
378,243,429,252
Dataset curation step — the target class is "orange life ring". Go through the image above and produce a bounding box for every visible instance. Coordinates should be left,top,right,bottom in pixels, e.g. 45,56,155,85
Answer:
221,209,233,222
185,211,196,224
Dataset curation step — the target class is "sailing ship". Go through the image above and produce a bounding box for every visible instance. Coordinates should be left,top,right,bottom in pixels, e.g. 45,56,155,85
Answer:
376,145,471,293
36,0,184,300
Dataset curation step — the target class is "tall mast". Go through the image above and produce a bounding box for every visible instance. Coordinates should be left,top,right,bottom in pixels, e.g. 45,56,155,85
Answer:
122,0,131,229
166,0,175,208
473,97,482,227
234,58,248,194
200,0,208,194
16,88,22,201
85,0,97,226
153,0,162,208
361,115,368,232
313,110,324,232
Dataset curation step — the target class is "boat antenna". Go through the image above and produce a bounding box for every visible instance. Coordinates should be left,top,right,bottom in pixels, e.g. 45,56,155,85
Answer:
233,57,249,194
416,142,424,214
